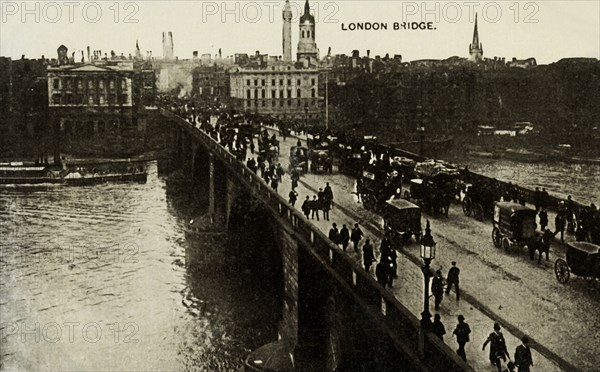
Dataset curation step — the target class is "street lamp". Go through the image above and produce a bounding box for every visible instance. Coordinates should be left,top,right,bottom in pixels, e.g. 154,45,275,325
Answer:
304,102,309,128
420,220,436,328
417,126,425,156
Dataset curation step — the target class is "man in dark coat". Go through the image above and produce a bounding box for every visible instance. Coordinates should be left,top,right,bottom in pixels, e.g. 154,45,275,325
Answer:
288,190,298,207
375,260,389,288
311,195,320,221
328,223,340,245
301,196,311,219
351,223,365,253
432,270,444,311
483,323,510,372
362,239,375,272
445,261,460,301
452,315,471,362
324,182,334,209
514,336,533,372
554,212,566,242
432,313,446,341
538,209,548,231
339,224,350,252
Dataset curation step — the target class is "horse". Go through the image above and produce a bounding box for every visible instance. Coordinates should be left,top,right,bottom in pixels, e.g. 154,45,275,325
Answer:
528,231,552,264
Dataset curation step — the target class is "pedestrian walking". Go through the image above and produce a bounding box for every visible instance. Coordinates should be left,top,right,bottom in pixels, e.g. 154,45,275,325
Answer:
432,270,444,311
362,239,375,272
328,223,340,245
554,212,566,242
271,177,279,192
322,195,331,221
276,163,285,182
445,261,460,301
339,224,350,252
310,195,320,221
375,260,389,288
539,209,548,231
452,315,471,362
301,196,311,219
514,336,533,372
351,223,364,252
432,313,446,341
483,323,510,372
291,169,299,191
534,187,542,211
324,182,334,210
289,190,298,207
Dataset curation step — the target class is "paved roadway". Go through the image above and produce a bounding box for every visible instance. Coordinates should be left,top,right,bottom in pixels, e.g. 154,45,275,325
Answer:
244,127,598,372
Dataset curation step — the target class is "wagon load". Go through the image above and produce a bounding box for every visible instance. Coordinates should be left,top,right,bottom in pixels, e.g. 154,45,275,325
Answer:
414,160,460,179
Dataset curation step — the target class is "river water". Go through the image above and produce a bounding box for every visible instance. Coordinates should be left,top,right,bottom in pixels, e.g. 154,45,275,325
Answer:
454,157,600,204
0,162,278,371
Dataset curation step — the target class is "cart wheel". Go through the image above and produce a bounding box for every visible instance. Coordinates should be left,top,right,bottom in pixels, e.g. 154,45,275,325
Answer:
554,259,570,284
473,203,484,221
502,237,512,252
404,190,411,200
492,228,502,248
462,197,472,216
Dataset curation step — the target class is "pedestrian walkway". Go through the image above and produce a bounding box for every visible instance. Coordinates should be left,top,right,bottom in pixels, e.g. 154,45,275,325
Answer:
252,127,574,371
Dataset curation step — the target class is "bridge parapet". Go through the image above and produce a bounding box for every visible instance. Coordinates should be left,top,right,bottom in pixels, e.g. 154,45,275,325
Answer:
161,108,473,372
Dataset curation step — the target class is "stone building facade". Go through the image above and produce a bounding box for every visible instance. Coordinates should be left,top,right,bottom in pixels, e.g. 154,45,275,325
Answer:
229,64,321,120
47,46,155,157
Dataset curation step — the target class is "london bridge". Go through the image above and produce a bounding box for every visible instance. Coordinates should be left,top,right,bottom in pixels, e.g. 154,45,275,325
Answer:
2,0,599,371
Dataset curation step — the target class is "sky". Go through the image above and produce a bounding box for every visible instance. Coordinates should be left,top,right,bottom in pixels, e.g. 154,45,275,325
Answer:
1,0,599,64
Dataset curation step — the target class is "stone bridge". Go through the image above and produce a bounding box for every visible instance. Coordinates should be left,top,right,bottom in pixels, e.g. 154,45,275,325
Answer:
160,108,473,372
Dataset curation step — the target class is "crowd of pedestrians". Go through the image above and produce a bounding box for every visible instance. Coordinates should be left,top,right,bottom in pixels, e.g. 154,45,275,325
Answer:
160,93,549,371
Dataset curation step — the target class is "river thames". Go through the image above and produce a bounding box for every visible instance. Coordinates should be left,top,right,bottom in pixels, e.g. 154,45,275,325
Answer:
0,162,279,371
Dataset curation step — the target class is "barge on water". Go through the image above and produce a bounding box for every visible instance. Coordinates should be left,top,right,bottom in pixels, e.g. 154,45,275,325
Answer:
0,161,148,186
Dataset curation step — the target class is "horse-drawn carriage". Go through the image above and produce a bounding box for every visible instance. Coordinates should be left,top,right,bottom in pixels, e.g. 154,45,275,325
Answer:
463,180,498,220
289,146,308,174
491,202,538,252
359,167,402,212
404,172,457,217
383,199,422,247
554,242,600,285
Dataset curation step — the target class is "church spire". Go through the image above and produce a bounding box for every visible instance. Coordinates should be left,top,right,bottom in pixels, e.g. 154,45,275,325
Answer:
469,13,483,61
473,14,479,47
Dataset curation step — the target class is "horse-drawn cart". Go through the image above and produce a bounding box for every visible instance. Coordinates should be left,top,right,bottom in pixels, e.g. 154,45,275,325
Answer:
554,242,600,284
383,199,422,247
492,202,538,252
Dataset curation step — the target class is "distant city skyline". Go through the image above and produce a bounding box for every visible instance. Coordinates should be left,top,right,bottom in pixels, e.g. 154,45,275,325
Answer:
1,1,598,64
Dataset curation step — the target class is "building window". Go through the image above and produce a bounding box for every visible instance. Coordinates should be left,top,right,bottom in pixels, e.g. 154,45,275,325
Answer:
287,79,291,86
297,89,301,98
53,79,60,89
121,80,126,90
99,80,104,89
247,79,251,86
109,80,114,89
262,100,266,107
88,80,93,89
271,79,275,86
307,31,311,38
311,78,316,86
254,79,258,86
52,94,61,105
261,90,266,99
297,79,301,85
261,79,265,86
302,30,305,38
271,89,276,98
254,89,258,99
280,79,284,85
311,88,316,98
247,89,251,99
287,100,291,106
287,89,292,98
280,90,284,99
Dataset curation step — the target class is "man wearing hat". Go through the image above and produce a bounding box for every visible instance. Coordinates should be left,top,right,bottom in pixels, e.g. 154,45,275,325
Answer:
514,336,533,372
483,323,510,372
431,269,444,311
445,261,460,301
452,315,471,361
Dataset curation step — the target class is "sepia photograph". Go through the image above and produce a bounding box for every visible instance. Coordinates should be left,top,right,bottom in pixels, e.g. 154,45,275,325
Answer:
1,1,599,371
